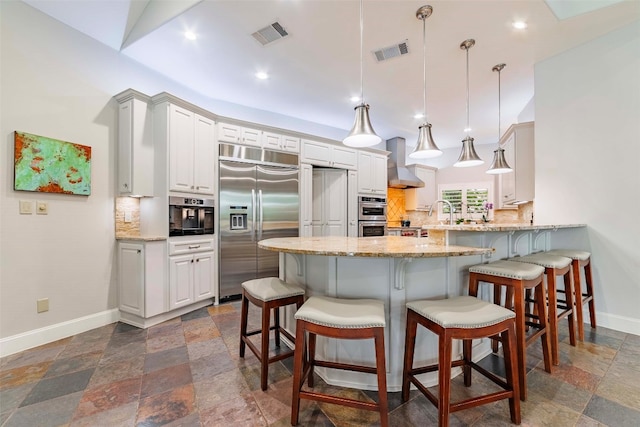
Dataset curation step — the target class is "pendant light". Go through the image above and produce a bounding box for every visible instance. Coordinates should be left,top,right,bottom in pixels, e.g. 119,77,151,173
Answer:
486,63,513,174
409,5,442,159
454,39,483,168
343,0,382,148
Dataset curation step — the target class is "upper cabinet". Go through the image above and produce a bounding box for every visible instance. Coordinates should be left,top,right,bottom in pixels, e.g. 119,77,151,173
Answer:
357,151,387,195
115,90,154,196
165,104,216,195
498,122,534,208
301,139,357,169
217,122,261,147
262,132,300,153
405,165,437,211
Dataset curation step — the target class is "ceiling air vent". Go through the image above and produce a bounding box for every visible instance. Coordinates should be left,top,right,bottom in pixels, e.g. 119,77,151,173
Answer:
252,22,289,46
374,40,409,62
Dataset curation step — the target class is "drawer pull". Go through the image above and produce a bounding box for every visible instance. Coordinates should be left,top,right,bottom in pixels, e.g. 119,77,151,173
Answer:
188,245,201,249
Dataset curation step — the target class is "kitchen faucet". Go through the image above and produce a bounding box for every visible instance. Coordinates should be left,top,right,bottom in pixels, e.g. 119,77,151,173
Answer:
428,199,454,225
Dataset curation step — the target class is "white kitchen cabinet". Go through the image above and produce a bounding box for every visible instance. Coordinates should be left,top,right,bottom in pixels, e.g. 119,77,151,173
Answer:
117,240,166,319
166,104,216,195
312,168,347,236
169,238,216,310
347,170,358,237
115,90,154,196
301,139,358,170
217,122,261,147
498,122,534,208
357,151,388,195
300,163,313,237
405,165,437,210
262,132,300,153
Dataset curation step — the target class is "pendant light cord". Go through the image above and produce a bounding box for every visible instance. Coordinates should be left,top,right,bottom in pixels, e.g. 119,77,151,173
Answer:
498,68,501,142
422,16,427,123
465,46,470,136
359,0,364,105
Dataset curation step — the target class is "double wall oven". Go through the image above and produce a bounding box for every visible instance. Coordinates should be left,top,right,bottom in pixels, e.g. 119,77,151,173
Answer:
358,196,387,237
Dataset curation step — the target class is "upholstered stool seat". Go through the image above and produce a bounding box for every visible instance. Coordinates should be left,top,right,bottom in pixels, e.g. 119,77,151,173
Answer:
291,296,388,427
509,253,576,365
402,296,521,427
468,260,552,401
240,277,305,391
546,249,596,340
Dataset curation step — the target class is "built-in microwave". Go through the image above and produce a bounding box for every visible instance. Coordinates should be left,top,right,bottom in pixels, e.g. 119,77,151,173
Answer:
358,196,387,221
169,197,214,237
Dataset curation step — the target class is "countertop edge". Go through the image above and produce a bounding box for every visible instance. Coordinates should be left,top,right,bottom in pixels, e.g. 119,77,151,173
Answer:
116,236,167,242
422,223,586,231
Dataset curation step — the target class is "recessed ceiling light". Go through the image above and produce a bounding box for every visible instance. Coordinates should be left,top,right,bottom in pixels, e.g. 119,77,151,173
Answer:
256,72,269,80
414,113,425,119
350,96,361,103
184,31,197,40
464,127,472,133
512,21,527,30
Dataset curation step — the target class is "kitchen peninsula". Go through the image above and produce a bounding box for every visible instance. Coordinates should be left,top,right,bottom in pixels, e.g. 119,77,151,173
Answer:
258,223,587,392
258,235,493,392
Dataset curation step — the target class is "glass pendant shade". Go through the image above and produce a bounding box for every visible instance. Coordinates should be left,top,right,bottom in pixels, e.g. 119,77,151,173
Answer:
409,123,442,159
454,136,483,167
343,104,382,147
486,148,513,174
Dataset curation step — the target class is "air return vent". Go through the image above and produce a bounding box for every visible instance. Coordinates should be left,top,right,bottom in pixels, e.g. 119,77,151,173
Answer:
252,22,289,45
374,40,409,62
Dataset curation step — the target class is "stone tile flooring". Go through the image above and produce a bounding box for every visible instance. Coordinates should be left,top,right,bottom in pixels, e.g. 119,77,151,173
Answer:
1,301,639,426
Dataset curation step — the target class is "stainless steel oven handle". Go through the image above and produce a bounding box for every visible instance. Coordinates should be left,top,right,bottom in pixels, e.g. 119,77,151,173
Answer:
251,189,256,242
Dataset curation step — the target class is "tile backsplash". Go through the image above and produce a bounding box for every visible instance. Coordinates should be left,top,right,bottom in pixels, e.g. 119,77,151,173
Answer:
115,197,140,237
386,188,406,227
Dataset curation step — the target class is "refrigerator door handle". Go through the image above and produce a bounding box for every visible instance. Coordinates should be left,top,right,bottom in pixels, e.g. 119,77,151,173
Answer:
258,189,263,240
251,188,256,242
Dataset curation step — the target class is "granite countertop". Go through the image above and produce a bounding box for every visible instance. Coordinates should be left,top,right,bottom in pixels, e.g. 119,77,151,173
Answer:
421,223,586,232
116,235,167,241
258,236,493,258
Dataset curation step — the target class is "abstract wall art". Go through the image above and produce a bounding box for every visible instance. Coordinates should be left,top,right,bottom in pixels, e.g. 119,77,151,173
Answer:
14,131,91,195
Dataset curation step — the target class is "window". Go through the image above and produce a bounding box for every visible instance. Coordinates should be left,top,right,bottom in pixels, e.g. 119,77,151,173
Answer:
438,182,494,222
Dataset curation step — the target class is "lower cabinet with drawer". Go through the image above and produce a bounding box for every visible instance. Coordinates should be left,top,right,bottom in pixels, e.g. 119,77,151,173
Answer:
169,237,217,310
117,237,217,329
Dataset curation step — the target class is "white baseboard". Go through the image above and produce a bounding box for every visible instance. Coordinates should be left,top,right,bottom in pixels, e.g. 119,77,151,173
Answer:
595,311,640,336
0,309,120,358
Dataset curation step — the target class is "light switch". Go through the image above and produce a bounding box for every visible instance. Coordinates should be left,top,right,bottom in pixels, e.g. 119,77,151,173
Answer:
19,200,33,214
124,211,132,223
36,201,48,215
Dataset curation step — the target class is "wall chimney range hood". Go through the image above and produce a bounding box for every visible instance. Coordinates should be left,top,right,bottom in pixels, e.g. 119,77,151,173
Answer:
387,137,425,189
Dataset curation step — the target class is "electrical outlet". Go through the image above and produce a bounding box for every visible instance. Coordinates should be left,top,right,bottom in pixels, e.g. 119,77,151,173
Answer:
124,211,132,223
37,298,49,313
36,201,48,215
19,200,33,214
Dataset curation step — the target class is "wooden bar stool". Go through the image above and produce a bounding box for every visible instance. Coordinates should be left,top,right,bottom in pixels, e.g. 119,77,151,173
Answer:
547,249,596,341
509,253,576,366
468,260,552,401
291,296,388,427
402,296,521,427
239,277,305,391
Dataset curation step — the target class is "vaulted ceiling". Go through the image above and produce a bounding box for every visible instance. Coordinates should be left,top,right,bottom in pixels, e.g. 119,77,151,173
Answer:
23,0,639,149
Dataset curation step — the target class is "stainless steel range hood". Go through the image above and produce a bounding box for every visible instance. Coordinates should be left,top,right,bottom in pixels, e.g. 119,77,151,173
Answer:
387,137,425,189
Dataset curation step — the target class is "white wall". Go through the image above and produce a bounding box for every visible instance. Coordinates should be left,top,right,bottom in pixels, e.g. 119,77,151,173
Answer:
534,21,640,334
0,1,347,354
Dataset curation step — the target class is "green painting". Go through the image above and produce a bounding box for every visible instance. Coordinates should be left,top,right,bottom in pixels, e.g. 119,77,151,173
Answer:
14,131,91,195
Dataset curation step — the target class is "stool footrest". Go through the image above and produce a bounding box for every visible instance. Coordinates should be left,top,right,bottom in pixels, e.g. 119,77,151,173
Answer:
313,359,378,375
299,390,380,412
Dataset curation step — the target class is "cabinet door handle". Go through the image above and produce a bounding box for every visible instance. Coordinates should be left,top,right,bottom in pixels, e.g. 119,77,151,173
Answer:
123,183,128,189
137,249,141,254
196,258,200,262
188,245,201,249
191,259,194,263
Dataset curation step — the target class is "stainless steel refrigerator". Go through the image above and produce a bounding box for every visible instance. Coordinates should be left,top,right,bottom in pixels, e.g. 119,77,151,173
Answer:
218,145,299,299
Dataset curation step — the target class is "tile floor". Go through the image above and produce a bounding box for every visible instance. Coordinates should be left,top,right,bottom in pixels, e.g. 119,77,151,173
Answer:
1,301,639,426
